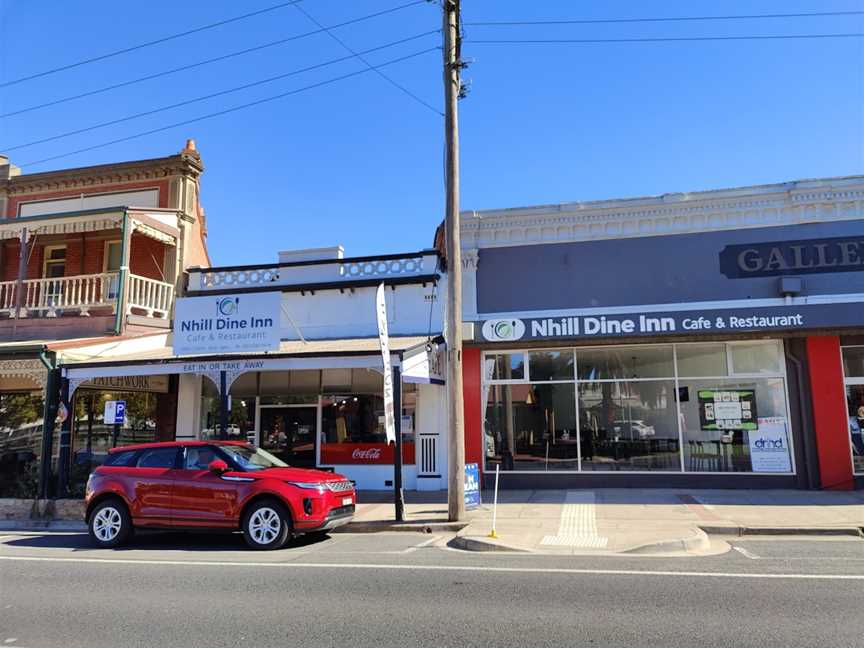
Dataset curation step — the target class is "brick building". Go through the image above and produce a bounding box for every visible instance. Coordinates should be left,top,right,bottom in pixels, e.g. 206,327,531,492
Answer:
0,142,210,497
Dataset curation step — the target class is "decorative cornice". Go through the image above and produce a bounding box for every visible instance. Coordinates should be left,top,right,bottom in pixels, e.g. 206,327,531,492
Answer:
0,154,203,196
461,175,864,249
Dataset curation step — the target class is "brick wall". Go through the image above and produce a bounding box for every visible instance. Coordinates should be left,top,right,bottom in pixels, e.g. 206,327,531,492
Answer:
1,234,167,282
3,179,170,217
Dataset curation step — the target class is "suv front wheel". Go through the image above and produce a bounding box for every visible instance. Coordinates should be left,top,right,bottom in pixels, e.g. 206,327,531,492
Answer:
88,499,132,548
242,499,291,550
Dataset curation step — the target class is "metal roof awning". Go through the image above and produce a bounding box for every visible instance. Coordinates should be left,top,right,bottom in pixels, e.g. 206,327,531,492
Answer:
59,335,437,393
0,208,179,245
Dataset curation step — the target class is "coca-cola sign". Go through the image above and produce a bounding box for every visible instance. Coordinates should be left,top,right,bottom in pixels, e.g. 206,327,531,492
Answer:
320,443,415,465
352,448,382,461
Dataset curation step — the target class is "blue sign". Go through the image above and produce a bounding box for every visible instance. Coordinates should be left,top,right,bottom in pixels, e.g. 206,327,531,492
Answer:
464,463,481,509
113,400,126,424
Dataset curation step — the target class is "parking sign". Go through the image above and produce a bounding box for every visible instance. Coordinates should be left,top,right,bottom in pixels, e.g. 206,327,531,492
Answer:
104,400,126,425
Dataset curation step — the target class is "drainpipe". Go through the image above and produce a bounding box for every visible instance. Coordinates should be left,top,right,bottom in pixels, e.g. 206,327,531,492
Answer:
113,210,130,335
11,226,28,338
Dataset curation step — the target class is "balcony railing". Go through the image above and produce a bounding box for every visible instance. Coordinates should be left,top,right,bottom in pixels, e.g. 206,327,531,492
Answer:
0,272,173,319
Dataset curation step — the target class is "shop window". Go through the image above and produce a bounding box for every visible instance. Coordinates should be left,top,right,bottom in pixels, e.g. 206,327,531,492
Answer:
70,389,160,495
200,378,255,442
577,345,674,380
579,380,680,472
484,383,578,471
842,346,864,378
676,344,728,378
728,341,782,375
842,347,864,475
528,350,574,381
481,340,794,475
487,353,525,381
0,392,45,498
678,378,791,473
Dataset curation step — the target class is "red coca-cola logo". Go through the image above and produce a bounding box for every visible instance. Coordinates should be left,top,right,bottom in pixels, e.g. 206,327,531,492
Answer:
352,448,383,460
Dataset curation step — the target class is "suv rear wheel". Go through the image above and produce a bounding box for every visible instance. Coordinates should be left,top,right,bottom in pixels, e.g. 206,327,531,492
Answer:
242,499,291,550
88,499,132,548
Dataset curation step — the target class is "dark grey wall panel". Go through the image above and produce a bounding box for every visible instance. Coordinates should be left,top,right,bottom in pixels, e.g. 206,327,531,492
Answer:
477,220,864,313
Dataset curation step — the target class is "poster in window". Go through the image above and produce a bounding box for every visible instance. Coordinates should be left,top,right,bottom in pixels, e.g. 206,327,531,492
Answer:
748,417,792,473
698,389,758,431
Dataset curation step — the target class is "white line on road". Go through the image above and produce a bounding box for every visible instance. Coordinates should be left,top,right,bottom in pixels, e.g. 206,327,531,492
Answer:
732,545,760,560
1,554,863,580
404,536,440,553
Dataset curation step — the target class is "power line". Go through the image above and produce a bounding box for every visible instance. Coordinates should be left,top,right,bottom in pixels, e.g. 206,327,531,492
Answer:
467,33,864,45
464,10,864,27
3,31,440,152
18,48,439,169
0,0,431,119
293,3,443,116
1,1,308,89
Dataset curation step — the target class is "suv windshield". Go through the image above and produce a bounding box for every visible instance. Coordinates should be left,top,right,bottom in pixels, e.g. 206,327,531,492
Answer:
219,445,289,471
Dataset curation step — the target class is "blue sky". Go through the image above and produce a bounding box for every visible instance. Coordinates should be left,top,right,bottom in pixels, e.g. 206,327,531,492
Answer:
1,1,862,265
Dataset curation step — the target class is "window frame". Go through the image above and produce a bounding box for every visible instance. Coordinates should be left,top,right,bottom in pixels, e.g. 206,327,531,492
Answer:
839,345,864,476
480,340,795,476
42,244,67,279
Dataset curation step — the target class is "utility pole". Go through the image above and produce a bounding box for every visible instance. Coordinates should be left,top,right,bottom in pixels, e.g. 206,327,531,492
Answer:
443,0,465,522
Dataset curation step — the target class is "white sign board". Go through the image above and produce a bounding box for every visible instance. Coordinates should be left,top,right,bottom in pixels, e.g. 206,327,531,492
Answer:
103,400,126,424
173,292,281,355
376,283,396,445
749,417,793,473
402,344,445,385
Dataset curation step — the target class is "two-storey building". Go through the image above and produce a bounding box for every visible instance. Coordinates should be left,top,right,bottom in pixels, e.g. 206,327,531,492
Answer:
0,142,209,498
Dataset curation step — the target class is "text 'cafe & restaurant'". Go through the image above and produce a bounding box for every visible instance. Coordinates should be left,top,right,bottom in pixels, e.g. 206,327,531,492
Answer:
458,175,864,490
57,247,448,492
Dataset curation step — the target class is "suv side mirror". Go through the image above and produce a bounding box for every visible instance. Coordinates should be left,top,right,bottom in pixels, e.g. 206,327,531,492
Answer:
208,459,229,474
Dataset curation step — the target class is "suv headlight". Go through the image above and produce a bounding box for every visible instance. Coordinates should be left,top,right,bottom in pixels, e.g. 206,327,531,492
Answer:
286,482,326,493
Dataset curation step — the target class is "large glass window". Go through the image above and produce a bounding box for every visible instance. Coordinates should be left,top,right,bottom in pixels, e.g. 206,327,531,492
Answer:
842,347,864,475
579,380,680,471
0,392,45,498
482,341,792,474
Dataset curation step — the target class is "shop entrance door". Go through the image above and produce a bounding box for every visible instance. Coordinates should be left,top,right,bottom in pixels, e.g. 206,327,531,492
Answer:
259,406,317,468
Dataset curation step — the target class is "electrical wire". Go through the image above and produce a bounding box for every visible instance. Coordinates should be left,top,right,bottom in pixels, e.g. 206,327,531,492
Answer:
3,31,440,152
17,47,439,169
464,10,864,27
0,1,432,119
468,33,864,45
293,3,442,116
0,1,306,88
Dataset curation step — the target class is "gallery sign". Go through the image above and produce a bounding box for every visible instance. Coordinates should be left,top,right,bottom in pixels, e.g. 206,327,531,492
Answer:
720,236,864,279
479,302,864,342
173,292,281,355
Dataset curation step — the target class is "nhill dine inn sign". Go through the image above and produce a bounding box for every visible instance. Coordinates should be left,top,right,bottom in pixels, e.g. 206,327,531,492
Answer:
480,302,864,342
720,236,864,279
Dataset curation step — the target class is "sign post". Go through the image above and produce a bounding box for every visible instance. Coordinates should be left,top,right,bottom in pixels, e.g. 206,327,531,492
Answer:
104,400,126,448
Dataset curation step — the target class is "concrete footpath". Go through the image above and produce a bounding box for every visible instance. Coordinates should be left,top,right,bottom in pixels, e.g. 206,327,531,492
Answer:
2,489,863,555
351,489,864,555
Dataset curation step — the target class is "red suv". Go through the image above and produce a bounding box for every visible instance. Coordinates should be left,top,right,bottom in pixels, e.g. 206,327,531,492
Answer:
85,441,355,550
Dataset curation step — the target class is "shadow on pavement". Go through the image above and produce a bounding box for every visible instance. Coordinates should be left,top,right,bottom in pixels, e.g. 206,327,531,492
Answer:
3,530,334,552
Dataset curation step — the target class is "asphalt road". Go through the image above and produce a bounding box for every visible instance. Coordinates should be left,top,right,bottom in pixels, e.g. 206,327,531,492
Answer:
1,531,864,648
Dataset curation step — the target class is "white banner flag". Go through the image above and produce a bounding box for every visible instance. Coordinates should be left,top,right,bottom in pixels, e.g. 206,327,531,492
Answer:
376,283,396,444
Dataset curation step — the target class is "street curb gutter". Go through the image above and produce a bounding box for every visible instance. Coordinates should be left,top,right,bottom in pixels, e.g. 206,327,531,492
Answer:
621,528,711,555
335,520,468,534
699,525,864,538
447,535,532,553
0,520,86,532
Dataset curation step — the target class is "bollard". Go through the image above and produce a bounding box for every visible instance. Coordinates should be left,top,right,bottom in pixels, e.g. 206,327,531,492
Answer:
488,464,500,539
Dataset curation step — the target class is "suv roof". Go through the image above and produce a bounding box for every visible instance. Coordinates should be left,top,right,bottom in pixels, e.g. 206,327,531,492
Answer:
107,440,250,454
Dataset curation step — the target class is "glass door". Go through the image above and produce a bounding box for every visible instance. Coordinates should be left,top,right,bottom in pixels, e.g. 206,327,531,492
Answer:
259,406,317,468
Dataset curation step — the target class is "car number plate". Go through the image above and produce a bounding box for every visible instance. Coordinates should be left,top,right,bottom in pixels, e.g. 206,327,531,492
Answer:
342,497,353,506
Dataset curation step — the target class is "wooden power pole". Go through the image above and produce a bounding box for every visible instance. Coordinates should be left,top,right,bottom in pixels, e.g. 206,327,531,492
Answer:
443,0,465,522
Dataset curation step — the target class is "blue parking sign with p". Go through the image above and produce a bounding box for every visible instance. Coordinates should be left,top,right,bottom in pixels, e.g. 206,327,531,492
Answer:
114,400,126,424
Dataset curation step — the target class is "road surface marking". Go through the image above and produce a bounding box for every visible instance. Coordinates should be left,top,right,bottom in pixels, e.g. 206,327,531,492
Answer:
1,554,863,580
732,545,760,559
541,491,608,548
404,536,440,553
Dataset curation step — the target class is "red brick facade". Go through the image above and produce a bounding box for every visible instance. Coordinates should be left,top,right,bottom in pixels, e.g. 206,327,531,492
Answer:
3,179,170,217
